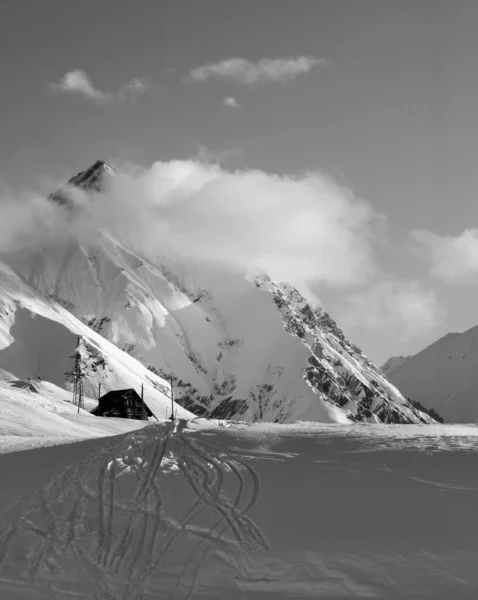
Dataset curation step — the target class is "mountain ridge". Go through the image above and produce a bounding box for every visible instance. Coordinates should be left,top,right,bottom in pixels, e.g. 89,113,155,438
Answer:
0,160,436,424
383,323,478,422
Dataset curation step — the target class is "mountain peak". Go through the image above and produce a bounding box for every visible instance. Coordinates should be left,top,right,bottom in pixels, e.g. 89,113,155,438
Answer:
1,161,438,425
49,160,115,205
67,159,114,191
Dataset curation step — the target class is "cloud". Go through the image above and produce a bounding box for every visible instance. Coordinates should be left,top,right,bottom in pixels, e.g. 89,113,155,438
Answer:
413,228,478,283
50,69,151,105
193,145,243,165
121,78,148,96
0,186,71,253
51,70,108,103
337,280,441,339
0,161,382,295
187,56,327,85
223,96,241,108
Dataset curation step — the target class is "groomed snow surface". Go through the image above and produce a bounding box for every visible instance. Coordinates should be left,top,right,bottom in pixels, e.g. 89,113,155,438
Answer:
1,419,478,599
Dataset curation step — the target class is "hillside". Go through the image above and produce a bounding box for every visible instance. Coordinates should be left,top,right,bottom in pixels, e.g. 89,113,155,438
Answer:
383,326,478,423
0,371,150,453
0,260,193,421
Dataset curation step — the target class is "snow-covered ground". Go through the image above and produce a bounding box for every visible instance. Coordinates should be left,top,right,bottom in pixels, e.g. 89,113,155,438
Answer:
1,421,478,599
0,371,151,453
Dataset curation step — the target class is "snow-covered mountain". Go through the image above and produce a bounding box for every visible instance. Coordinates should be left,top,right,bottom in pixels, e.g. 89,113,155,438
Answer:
0,161,435,424
0,261,193,420
49,158,115,203
383,326,478,423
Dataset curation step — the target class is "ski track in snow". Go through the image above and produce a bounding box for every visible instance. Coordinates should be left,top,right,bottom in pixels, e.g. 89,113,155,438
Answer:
408,476,478,492
0,423,267,599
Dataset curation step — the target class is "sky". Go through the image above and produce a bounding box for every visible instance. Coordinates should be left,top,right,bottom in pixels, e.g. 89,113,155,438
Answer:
2,0,478,365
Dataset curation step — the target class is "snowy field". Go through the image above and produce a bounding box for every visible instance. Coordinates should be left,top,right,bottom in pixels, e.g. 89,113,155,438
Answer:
0,373,151,454
1,420,478,599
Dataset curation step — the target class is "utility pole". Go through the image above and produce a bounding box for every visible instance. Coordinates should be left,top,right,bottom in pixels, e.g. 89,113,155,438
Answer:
96,381,102,416
70,337,84,414
141,383,147,420
78,382,83,414
169,375,175,421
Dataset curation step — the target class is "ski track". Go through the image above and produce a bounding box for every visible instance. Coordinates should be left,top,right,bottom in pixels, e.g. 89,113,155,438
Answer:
0,423,268,599
409,476,478,492
166,436,267,600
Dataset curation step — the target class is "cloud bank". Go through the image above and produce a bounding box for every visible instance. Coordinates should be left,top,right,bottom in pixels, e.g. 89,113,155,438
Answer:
413,228,478,283
338,280,441,339
0,160,381,295
187,56,327,85
50,70,150,105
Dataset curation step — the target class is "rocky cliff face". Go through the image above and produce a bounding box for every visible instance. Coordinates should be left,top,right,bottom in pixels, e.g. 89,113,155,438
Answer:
0,161,435,424
252,276,432,423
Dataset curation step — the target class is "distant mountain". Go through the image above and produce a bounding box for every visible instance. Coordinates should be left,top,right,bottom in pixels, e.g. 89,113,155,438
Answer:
0,161,437,424
381,355,411,378
382,327,478,423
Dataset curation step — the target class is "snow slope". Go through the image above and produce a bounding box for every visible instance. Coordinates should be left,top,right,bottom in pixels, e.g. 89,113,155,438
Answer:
1,421,478,598
0,260,194,422
0,375,150,453
383,325,478,423
0,160,434,424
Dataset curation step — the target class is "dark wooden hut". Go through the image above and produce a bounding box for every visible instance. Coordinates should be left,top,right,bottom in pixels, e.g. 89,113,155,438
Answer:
90,388,152,420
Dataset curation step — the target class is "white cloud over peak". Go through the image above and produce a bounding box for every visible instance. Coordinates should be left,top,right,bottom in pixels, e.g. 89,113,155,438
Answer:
412,228,478,283
223,96,241,108
337,280,441,339
187,56,327,85
50,69,151,105
0,160,381,295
